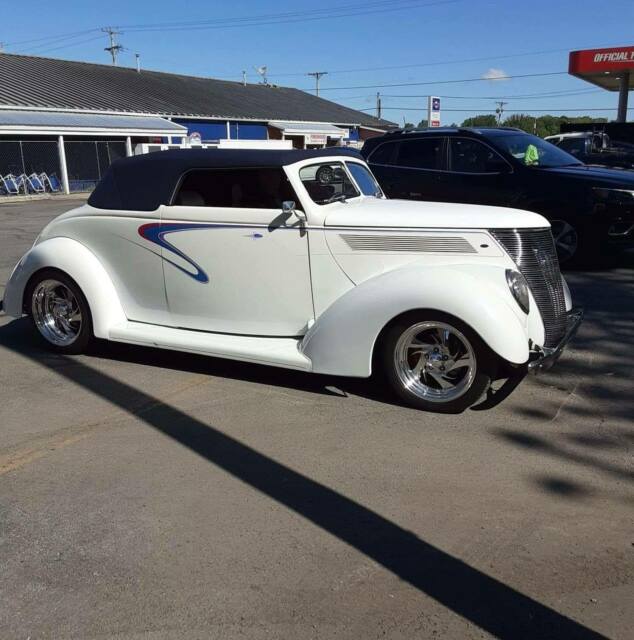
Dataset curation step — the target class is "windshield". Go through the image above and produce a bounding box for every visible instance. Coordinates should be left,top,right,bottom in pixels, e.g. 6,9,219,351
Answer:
346,162,383,197
493,133,583,168
299,162,360,205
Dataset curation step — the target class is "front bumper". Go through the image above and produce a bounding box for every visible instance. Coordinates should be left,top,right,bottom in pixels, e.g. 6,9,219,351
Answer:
528,308,584,373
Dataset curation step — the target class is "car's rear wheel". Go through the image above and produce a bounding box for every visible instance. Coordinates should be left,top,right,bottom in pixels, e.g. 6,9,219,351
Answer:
381,313,494,413
28,270,93,354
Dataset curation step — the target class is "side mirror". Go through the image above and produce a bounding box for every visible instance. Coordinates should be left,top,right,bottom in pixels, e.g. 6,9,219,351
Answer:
283,200,306,221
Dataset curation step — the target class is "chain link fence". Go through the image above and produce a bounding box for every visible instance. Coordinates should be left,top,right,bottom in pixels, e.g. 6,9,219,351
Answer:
65,141,126,192
0,139,61,179
0,139,127,196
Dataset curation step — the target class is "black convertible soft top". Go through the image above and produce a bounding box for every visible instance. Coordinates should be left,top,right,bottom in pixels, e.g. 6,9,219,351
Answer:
88,147,362,211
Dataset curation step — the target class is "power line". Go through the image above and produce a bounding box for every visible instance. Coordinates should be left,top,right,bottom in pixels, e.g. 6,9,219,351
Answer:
120,0,458,33
263,42,633,79
23,34,104,56
316,71,568,92
3,28,99,48
359,106,633,112
377,89,602,99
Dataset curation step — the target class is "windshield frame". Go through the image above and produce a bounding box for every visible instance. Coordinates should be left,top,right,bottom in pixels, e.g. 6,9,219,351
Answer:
489,132,584,169
345,160,384,198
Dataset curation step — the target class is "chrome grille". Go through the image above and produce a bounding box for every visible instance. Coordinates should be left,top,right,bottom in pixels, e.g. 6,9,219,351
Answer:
490,228,567,348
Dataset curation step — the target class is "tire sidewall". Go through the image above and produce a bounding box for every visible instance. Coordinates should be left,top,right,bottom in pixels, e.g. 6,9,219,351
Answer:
27,269,93,354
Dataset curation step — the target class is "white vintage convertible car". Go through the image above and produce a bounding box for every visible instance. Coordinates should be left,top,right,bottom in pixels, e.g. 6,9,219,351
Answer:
2,148,582,413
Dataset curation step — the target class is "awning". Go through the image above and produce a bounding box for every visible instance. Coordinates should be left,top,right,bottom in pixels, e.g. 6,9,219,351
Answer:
0,109,187,136
269,121,347,143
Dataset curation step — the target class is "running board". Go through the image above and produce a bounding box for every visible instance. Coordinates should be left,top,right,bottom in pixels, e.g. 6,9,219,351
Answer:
109,321,312,371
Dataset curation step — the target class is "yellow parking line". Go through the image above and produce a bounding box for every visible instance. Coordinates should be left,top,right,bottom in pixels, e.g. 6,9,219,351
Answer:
0,372,210,476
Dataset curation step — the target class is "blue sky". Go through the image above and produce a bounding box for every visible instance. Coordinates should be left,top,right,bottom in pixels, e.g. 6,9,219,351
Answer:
2,0,633,125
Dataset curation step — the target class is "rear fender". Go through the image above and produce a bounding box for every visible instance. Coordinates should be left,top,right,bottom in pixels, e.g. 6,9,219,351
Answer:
301,264,531,377
3,237,126,338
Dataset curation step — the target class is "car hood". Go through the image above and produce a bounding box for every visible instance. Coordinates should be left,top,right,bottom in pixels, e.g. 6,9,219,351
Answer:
324,197,548,229
538,164,634,186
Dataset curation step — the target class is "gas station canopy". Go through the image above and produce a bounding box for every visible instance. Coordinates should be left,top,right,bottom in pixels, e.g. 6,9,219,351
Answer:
569,46,633,121
569,46,634,90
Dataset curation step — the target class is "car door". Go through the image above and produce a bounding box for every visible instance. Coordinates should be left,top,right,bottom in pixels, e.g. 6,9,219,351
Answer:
157,167,313,336
368,137,449,201
445,137,518,207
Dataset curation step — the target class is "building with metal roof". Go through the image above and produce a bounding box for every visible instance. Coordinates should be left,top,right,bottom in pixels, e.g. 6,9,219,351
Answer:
0,53,394,195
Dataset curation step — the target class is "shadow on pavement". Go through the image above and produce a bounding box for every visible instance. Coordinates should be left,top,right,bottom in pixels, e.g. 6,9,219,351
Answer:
0,320,607,640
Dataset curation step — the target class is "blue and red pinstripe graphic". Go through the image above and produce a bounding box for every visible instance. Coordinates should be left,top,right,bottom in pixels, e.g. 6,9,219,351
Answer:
138,222,215,283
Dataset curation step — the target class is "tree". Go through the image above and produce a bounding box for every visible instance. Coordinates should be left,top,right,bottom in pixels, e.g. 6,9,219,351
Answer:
403,122,415,130
417,119,429,129
460,113,609,137
503,114,608,138
461,115,497,128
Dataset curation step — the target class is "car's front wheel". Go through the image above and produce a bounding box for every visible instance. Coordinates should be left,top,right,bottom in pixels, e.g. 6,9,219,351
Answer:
27,269,93,354
381,313,494,413
551,219,580,264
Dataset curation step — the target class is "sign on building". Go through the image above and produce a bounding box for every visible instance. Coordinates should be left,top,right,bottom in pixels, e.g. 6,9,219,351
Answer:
428,96,441,128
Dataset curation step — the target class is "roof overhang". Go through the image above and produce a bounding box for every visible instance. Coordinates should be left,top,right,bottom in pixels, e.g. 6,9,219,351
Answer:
269,121,347,138
0,109,187,136
569,46,634,90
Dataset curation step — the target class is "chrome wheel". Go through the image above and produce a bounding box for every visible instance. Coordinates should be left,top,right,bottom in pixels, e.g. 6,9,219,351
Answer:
31,279,82,346
393,321,476,403
551,220,578,263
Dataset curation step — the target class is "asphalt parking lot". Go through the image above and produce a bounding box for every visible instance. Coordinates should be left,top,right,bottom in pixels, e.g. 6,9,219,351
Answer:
0,198,632,640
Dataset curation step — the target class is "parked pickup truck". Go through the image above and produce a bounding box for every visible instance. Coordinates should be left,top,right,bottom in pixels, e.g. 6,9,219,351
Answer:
545,132,634,170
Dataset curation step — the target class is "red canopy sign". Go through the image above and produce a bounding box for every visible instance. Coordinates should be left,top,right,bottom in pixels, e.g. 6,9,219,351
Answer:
569,46,634,74
569,46,634,91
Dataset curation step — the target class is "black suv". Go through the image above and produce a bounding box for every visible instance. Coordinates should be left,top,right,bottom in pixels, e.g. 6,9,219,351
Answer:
362,127,634,264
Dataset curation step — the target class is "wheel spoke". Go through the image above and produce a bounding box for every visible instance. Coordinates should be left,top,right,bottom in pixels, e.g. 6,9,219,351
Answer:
446,354,472,372
411,353,426,377
427,370,454,390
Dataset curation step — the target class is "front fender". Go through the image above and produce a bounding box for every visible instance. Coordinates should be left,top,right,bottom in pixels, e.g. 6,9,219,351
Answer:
301,264,531,377
3,237,126,338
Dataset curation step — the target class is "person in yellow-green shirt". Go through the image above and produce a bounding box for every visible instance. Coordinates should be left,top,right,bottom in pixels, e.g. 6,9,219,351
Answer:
524,143,540,165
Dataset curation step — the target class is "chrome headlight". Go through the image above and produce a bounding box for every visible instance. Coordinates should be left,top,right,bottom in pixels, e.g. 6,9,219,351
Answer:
506,269,530,314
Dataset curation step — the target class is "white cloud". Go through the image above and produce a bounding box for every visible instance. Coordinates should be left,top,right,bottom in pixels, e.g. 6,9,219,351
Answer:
482,68,509,81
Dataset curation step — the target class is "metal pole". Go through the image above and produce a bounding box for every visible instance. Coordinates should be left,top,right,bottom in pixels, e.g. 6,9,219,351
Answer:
57,135,70,195
226,121,231,139
376,92,381,119
617,71,630,123
125,136,133,157
307,71,328,97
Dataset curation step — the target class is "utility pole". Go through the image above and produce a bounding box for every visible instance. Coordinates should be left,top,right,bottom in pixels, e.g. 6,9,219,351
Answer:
495,100,507,126
102,27,123,66
307,71,328,97
135,53,141,73
242,70,247,86
376,92,382,119
0,43,4,53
